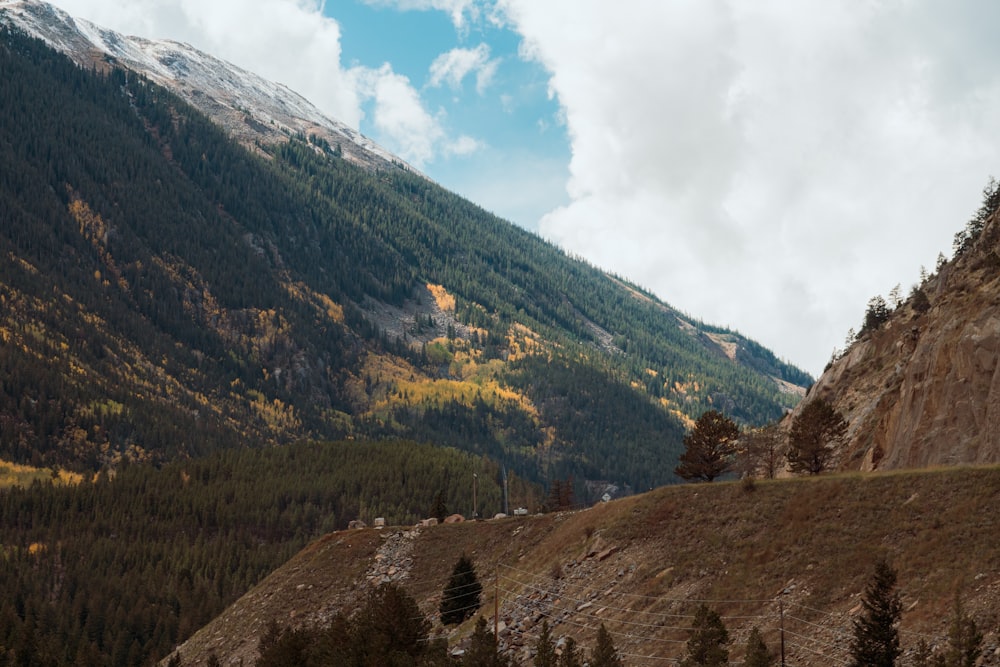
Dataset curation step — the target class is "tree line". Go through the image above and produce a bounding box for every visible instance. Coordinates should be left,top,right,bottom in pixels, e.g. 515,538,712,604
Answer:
674,401,848,483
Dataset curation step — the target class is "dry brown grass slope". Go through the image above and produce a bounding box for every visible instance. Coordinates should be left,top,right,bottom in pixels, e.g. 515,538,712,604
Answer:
168,467,1000,666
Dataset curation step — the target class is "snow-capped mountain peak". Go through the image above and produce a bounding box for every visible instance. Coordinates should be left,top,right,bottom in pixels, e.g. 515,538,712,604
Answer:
0,0,412,173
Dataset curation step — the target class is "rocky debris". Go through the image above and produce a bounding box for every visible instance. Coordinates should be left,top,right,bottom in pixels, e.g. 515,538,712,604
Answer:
493,540,627,658
365,528,419,586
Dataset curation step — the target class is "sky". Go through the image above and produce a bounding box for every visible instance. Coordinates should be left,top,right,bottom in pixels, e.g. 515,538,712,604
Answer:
42,0,1000,377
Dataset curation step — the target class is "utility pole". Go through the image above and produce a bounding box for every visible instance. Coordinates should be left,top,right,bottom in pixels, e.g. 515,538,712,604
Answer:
502,465,509,515
473,472,478,519
494,566,499,648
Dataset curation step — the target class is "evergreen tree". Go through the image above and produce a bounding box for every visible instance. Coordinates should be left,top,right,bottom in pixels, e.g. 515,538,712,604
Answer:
849,558,902,667
942,594,982,667
744,626,774,667
674,410,740,482
440,554,483,626
680,604,729,667
352,583,437,664
862,295,891,334
910,285,931,314
462,617,510,667
590,623,623,667
558,636,581,667
534,620,557,667
431,491,448,522
787,399,847,475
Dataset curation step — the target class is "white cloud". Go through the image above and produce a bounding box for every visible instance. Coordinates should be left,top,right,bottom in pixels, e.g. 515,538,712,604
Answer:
428,43,498,94
350,64,444,166
497,0,1000,375
445,134,483,157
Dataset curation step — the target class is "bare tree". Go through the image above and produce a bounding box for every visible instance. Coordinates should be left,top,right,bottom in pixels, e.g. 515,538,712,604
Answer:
740,423,784,479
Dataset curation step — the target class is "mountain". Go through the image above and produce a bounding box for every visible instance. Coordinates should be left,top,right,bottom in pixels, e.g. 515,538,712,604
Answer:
0,6,808,495
0,0,403,171
791,185,1000,472
167,467,1000,666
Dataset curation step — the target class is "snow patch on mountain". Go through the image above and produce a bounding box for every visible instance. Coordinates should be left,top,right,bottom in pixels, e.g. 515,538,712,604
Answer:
0,0,414,174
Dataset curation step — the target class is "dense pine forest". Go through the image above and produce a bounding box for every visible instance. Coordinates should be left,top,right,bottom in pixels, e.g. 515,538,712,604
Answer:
0,439,529,666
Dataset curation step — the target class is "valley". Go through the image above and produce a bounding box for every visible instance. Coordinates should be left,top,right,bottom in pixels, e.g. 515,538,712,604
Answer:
0,2,998,665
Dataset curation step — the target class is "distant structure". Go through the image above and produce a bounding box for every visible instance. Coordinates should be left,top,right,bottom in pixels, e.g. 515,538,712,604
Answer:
373,517,386,529
513,507,529,516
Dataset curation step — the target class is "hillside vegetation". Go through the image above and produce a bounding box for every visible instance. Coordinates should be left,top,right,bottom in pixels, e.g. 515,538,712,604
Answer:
0,23,806,495
171,467,1000,666
0,439,534,666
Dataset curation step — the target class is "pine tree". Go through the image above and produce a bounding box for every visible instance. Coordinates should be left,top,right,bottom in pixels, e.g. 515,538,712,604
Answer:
590,624,623,667
680,604,729,667
440,554,482,625
352,583,435,663
849,558,902,667
943,594,982,667
431,491,448,522
674,410,740,482
744,626,774,667
787,399,847,475
463,617,510,667
534,620,557,667
559,636,581,667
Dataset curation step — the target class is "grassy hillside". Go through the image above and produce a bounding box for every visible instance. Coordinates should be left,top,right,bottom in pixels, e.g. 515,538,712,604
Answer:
172,467,1000,666
0,23,806,494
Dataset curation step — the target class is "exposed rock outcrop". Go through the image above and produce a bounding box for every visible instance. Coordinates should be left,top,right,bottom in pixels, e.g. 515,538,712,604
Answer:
802,207,1000,471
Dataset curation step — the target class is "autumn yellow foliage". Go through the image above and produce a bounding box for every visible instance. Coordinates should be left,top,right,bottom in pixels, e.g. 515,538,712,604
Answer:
0,459,83,489
426,283,456,312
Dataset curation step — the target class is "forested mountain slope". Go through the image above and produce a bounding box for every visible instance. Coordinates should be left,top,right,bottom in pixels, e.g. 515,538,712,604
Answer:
0,21,807,493
0,440,533,666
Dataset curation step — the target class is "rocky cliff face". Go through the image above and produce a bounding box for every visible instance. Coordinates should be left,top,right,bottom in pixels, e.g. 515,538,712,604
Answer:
804,206,1000,471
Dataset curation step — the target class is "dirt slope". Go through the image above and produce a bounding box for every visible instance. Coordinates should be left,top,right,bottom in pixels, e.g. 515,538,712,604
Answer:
167,467,1000,666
